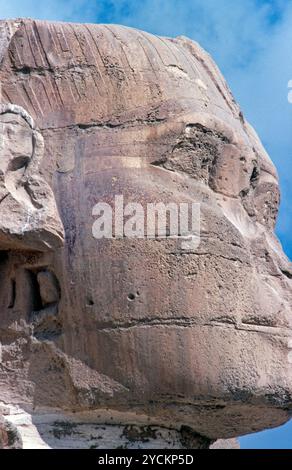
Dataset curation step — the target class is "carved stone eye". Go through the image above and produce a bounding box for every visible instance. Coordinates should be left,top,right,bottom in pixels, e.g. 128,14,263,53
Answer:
152,123,228,185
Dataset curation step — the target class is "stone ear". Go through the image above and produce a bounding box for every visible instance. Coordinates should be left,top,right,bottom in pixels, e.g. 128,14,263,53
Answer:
0,105,64,252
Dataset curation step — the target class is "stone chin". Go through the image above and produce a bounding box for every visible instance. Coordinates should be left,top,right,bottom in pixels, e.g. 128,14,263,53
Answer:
0,19,291,447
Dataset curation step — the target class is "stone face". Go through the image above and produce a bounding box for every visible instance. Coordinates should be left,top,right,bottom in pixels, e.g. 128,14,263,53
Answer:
0,19,291,448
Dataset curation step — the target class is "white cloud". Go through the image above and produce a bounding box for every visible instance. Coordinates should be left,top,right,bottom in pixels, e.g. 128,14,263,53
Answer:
0,0,99,22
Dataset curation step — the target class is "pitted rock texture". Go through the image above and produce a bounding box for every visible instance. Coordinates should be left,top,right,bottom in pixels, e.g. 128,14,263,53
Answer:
0,415,22,449
0,19,291,448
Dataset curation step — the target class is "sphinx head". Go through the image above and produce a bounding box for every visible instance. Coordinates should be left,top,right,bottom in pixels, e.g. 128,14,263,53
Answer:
0,21,291,441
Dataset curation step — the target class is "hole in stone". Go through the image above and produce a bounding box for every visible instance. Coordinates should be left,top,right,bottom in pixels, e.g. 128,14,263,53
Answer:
281,269,292,280
250,166,260,187
0,251,8,264
127,293,135,301
87,298,94,306
18,66,31,75
8,156,30,172
27,270,43,311
8,279,16,309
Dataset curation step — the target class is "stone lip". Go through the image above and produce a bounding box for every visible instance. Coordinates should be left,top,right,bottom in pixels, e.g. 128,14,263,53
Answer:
0,18,291,444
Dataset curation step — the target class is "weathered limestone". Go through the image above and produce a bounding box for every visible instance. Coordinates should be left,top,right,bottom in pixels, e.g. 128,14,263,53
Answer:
0,413,22,449
0,19,291,448
0,104,64,251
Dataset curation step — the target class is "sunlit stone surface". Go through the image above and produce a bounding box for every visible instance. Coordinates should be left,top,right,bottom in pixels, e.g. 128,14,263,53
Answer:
0,19,291,448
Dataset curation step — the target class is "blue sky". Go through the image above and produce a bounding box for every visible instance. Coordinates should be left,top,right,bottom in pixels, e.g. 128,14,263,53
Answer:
0,0,291,449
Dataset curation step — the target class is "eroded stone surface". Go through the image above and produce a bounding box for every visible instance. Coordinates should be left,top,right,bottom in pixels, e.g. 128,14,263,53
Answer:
0,19,291,448
0,414,22,449
0,104,64,251
1,406,238,449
